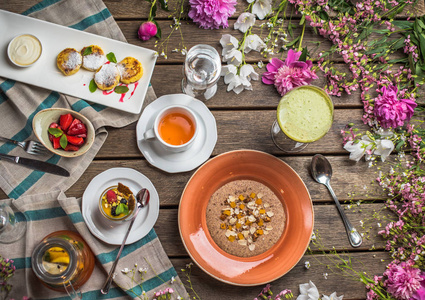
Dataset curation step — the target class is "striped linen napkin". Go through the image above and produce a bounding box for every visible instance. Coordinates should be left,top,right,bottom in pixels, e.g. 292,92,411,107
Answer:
3,190,188,299
0,0,153,198
0,0,189,299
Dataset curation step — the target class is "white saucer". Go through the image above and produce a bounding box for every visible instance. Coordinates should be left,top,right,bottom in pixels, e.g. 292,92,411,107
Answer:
82,168,159,245
136,94,217,173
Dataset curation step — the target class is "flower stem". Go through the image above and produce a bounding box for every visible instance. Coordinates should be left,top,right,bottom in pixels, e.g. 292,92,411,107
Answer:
297,22,306,52
148,0,157,21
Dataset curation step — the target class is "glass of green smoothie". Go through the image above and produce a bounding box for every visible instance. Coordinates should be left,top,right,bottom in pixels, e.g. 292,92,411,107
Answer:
271,85,334,153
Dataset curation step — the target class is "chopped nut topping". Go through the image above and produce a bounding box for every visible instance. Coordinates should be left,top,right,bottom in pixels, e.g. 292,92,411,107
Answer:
219,190,276,251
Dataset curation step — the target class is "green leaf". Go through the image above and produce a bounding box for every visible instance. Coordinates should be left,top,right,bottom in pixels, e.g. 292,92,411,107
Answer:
418,18,425,30
365,47,386,55
82,46,92,56
419,33,425,62
392,38,406,50
115,203,129,215
288,22,294,38
286,36,300,47
319,10,329,21
89,79,97,93
396,140,405,152
48,128,63,137
299,15,305,26
60,134,68,149
152,19,161,39
114,86,129,94
106,52,117,63
299,47,308,62
392,20,413,30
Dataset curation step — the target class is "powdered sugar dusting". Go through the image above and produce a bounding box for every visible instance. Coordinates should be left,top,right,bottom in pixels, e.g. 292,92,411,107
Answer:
83,52,106,70
95,63,119,87
65,51,82,69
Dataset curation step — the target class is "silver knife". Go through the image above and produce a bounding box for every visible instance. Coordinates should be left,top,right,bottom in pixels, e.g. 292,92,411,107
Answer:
0,153,70,177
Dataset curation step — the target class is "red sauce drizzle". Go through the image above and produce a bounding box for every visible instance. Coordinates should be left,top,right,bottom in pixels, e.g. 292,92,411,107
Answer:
103,90,114,95
129,82,139,99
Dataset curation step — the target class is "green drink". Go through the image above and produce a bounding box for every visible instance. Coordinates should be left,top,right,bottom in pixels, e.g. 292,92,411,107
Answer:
272,85,333,152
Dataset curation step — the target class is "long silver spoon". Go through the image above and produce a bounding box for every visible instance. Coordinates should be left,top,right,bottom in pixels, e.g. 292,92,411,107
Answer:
101,188,150,295
310,154,362,248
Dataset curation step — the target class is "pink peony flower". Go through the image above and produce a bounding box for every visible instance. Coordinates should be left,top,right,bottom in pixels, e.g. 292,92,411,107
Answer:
188,0,237,29
262,49,318,96
411,273,425,300
138,21,157,41
384,262,423,300
374,85,417,128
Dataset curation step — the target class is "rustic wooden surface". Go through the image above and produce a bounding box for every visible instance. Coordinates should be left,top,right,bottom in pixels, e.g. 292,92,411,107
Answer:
1,0,417,299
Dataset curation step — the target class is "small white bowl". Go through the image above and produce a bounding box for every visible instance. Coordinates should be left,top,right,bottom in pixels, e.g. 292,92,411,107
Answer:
7,34,42,67
32,108,95,158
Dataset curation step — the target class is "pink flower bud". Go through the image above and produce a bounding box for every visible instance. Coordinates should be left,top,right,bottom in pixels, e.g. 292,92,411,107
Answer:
138,21,157,41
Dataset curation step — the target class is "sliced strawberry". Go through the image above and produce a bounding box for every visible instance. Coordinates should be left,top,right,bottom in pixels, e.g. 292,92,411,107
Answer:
67,119,87,136
76,133,87,138
49,122,59,128
106,190,117,203
52,137,61,149
59,114,73,131
64,144,80,151
66,135,84,146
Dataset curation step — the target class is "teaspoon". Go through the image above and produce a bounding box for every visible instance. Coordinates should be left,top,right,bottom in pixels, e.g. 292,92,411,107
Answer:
101,188,150,295
310,154,362,248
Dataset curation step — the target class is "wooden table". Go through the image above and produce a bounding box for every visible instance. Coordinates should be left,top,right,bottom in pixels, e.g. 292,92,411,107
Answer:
0,1,396,298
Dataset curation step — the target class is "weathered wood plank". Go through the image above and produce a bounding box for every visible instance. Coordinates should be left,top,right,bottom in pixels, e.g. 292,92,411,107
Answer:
150,65,364,108
171,251,390,300
59,153,387,204
98,109,369,157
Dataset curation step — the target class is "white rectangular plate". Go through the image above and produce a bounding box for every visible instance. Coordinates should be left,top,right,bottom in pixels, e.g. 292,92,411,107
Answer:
0,10,157,114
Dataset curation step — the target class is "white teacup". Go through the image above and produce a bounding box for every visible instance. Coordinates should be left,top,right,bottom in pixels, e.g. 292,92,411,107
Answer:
142,105,198,152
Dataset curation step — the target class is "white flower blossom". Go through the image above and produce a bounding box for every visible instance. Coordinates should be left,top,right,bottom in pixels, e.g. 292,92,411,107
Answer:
257,61,264,68
343,135,373,162
234,12,256,33
240,64,259,81
304,261,311,269
297,281,320,300
244,34,266,53
374,139,394,162
220,34,239,53
222,48,243,66
138,267,148,273
252,0,272,20
170,276,176,284
322,292,344,300
121,268,130,274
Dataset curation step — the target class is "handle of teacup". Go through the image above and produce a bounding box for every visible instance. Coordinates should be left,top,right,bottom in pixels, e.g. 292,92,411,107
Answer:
142,128,155,140
64,282,82,300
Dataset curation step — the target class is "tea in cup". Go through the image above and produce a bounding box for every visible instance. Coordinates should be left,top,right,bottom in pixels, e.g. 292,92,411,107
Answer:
143,105,198,152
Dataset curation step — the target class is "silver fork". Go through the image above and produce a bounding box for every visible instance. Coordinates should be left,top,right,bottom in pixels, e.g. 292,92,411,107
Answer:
0,136,48,155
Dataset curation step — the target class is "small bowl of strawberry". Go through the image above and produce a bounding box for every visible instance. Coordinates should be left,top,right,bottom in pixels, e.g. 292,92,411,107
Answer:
32,108,95,158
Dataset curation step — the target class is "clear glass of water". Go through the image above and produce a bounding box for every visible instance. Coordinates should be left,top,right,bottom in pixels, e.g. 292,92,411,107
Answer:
182,44,221,101
0,203,26,244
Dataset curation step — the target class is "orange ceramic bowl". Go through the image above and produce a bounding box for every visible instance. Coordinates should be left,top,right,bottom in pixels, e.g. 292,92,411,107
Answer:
178,150,314,286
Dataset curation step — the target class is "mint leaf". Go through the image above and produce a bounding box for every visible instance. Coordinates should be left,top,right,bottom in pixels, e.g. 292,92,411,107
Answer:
114,86,129,94
48,127,63,137
115,203,129,215
106,52,117,63
89,79,97,93
60,134,68,149
82,46,93,56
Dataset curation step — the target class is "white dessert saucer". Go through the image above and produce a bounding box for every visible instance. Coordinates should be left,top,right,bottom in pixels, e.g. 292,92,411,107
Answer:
136,94,218,173
82,168,159,245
